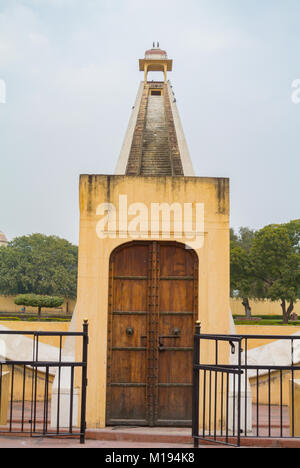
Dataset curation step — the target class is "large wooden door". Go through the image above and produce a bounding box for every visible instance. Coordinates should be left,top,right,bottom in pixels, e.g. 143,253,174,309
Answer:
106,241,198,427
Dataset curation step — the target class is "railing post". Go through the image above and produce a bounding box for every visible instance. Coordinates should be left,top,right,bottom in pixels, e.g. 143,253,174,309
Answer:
80,320,88,444
192,321,201,448
237,340,242,448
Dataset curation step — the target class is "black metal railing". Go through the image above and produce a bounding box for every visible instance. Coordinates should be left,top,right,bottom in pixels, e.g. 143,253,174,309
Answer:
192,323,300,447
0,321,88,444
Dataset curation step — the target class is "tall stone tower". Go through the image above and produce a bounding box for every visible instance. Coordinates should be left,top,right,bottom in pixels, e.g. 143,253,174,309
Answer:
115,44,194,177
76,45,230,429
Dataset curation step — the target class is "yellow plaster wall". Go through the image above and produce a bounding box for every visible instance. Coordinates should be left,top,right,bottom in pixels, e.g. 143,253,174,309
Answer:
0,321,70,348
235,325,300,406
1,364,55,403
231,298,300,316
290,380,300,436
0,371,10,425
249,368,300,406
76,174,230,428
0,322,69,404
235,325,300,349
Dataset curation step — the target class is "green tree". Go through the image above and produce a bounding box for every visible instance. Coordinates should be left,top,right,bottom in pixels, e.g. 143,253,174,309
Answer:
0,234,78,298
237,227,256,252
230,227,257,317
14,294,64,317
250,221,300,323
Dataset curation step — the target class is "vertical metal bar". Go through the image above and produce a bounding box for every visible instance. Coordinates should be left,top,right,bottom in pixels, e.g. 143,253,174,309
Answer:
30,333,36,437
280,369,283,438
56,335,63,434
214,370,217,441
80,320,89,444
208,370,212,437
192,321,200,448
237,341,242,448
232,372,236,437
43,366,49,435
9,365,14,432
256,369,259,437
244,338,248,437
214,340,218,440
69,365,75,434
21,365,26,432
0,364,2,424
226,371,229,444
33,334,39,433
291,339,295,438
202,370,206,439
268,369,271,437
33,364,38,433
220,371,224,437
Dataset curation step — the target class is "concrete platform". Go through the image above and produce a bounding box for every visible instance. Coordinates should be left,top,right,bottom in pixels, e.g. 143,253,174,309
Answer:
0,436,194,449
87,427,193,446
85,426,300,448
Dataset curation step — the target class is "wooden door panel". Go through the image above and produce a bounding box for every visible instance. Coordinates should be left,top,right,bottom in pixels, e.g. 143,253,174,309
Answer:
159,279,194,312
156,242,197,426
159,244,195,276
158,351,193,383
107,242,150,426
107,241,198,427
113,279,148,312
159,314,194,347
110,387,147,422
111,315,147,348
111,350,147,383
157,387,193,422
113,244,149,276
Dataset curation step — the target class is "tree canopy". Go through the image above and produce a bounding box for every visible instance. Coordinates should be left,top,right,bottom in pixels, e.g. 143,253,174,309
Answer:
250,221,300,323
231,221,300,323
230,227,259,316
0,234,78,298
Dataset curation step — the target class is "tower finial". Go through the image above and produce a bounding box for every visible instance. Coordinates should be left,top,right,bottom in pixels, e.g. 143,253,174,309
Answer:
157,41,159,48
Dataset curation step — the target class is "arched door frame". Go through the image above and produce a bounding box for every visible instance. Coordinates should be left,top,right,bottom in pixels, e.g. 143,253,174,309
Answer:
106,240,199,426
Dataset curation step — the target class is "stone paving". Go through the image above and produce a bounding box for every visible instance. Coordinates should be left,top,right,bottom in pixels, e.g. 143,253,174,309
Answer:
0,436,196,449
0,401,295,448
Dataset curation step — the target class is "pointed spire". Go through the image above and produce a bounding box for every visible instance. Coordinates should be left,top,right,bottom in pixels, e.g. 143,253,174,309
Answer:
115,46,195,176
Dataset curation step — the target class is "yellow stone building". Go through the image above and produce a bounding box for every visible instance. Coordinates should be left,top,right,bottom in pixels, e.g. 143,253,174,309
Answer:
76,45,230,428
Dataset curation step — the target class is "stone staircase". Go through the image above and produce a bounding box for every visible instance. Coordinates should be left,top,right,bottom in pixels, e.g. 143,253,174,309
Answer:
140,95,173,176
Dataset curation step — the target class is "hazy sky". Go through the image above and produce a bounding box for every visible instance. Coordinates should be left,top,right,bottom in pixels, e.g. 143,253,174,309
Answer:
0,0,299,245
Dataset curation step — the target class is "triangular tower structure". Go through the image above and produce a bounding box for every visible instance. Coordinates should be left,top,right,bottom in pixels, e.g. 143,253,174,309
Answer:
76,44,230,430
115,44,194,177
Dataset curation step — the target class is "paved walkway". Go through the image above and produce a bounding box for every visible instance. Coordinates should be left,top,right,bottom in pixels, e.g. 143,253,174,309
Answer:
0,436,207,449
0,402,293,448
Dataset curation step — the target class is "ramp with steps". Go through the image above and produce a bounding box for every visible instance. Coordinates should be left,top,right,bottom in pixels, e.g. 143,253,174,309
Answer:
125,83,184,176
140,95,172,176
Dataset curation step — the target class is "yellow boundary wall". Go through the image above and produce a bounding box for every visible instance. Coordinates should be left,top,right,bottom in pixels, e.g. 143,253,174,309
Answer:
235,325,300,349
231,298,300,316
0,321,70,348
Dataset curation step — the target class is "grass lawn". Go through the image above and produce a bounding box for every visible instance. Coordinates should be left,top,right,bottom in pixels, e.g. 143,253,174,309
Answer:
233,314,300,326
0,314,71,322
